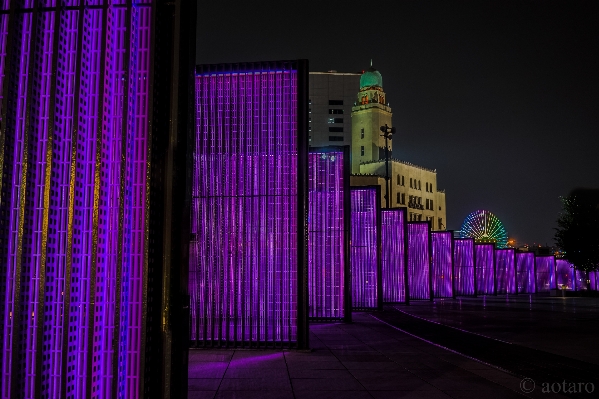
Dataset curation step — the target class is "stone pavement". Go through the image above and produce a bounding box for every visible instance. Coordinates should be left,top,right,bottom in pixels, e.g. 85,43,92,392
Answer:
189,311,574,399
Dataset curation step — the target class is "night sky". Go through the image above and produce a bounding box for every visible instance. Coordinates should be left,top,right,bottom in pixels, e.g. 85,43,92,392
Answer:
197,0,599,246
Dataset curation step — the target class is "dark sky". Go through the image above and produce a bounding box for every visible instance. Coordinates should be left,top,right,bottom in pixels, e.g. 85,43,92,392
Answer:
197,0,599,246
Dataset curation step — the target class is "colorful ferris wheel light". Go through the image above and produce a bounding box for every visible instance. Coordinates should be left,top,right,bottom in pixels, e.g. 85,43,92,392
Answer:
459,210,508,248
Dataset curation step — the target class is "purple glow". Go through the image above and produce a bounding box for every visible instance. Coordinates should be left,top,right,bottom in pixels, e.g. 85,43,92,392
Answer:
453,239,475,296
0,3,152,398
556,259,574,290
495,249,515,294
308,150,346,319
431,231,453,298
535,256,555,293
191,65,301,345
381,209,406,303
516,252,535,293
475,244,495,295
575,270,589,291
407,223,430,300
590,272,598,291
350,188,380,310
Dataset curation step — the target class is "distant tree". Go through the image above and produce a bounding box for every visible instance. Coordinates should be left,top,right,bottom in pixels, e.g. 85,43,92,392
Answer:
554,188,599,272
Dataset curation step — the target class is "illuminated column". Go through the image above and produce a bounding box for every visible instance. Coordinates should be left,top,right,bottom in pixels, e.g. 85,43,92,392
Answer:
431,231,453,298
0,1,195,398
407,222,431,300
535,256,556,293
453,239,474,296
191,61,309,347
495,249,515,294
516,252,535,294
350,186,382,310
381,209,406,303
475,244,495,295
556,259,573,290
308,147,350,321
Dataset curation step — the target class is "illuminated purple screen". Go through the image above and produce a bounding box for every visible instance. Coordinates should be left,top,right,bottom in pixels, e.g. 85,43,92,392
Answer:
535,256,555,292
453,239,475,296
431,231,453,298
381,209,406,303
556,259,574,290
475,244,495,295
575,270,589,291
350,188,380,310
495,249,515,294
308,150,347,319
191,64,303,346
516,252,535,293
0,2,153,398
407,223,430,300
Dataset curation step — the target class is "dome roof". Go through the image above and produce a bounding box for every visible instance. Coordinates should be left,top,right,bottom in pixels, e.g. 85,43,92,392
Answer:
360,67,383,90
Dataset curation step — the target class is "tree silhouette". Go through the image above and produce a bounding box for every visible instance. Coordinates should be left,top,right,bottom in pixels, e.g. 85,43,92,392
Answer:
555,189,599,272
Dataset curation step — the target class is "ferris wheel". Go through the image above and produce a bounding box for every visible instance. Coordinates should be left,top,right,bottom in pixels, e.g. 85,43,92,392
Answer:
459,210,508,248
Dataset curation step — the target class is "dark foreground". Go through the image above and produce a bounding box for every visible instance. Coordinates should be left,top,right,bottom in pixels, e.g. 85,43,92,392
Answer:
189,297,599,399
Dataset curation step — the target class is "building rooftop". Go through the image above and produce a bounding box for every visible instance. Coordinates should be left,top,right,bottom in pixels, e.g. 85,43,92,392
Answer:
360,158,437,173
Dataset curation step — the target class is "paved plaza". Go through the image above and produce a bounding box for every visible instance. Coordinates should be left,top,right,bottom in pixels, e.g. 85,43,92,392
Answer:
189,297,599,398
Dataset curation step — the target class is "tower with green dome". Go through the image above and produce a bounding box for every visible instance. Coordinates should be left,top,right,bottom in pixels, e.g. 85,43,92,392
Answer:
351,63,392,173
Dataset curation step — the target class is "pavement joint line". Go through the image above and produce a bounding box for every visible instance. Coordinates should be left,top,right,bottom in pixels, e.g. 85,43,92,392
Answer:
310,325,377,399
367,313,533,396
393,305,514,344
282,345,297,399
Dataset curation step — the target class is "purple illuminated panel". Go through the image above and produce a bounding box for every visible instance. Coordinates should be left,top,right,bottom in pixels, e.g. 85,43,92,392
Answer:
590,272,598,291
495,249,515,294
431,231,453,298
191,62,305,346
516,252,535,293
0,2,161,398
408,223,430,300
535,256,555,293
381,209,406,303
453,239,474,296
556,259,574,290
575,270,589,291
308,150,347,320
475,244,495,295
350,188,381,310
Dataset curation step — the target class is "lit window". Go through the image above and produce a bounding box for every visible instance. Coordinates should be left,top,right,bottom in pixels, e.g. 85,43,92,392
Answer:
361,128,364,139
360,146,364,156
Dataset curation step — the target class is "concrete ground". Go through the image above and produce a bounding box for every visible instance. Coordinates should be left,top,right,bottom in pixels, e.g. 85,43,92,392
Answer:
188,297,599,399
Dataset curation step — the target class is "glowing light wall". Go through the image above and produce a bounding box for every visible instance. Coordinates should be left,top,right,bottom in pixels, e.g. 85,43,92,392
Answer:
453,239,475,296
516,252,535,294
556,259,574,290
475,244,495,295
590,272,598,291
0,2,173,398
350,187,382,310
308,149,349,320
535,256,555,293
408,223,431,300
191,61,308,347
575,270,589,291
495,249,515,294
381,209,406,303
431,231,453,298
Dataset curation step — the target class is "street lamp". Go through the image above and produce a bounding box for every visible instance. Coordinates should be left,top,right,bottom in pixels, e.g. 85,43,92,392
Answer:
380,124,395,208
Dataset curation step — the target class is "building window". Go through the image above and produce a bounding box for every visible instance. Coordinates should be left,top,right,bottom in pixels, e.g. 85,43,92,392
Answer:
329,100,343,105
425,182,428,192
431,200,433,210
426,199,429,209
329,127,343,133
361,128,364,139
397,192,401,204
329,109,343,114
397,174,400,185
402,176,405,186
438,218,443,230
360,146,364,156
410,178,413,188
418,180,421,190
328,136,343,141
328,117,343,124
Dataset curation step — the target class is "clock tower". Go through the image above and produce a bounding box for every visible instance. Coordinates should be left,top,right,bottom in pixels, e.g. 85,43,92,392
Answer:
351,64,393,174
